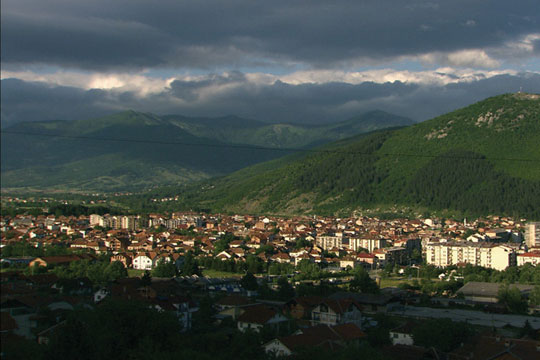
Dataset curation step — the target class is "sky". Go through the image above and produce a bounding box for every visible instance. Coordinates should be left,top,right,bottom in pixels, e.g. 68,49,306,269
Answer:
1,0,540,127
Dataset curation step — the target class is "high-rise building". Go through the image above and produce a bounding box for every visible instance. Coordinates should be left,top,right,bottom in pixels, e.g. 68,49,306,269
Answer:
524,222,540,248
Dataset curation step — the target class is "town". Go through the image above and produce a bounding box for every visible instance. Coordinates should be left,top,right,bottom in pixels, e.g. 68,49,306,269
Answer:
1,207,539,358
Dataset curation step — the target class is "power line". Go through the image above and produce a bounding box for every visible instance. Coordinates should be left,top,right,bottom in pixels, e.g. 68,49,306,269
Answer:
1,129,539,163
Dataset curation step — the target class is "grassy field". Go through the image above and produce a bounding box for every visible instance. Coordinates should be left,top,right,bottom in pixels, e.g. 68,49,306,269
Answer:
379,277,415,288
202,269,243,278
127,269,146,277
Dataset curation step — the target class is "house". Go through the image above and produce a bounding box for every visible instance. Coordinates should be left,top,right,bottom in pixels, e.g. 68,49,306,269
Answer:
389,321,419,346
132,252,158,270
0,312,18,335
517,252,540,266
448,334,540,360
356,253,377,268
237,304,288,333
330,292,400,314
339,256,359,269
29,254,95,268
264,323,366,357
215,295,257,320
37,321,66,345
110,253,132,268
151,295,198,331
311,298,362,326
0,298,38,339
286,296,324,320
271,252,291,264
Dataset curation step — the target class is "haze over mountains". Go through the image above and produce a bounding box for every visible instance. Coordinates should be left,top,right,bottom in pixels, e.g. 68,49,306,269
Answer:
0,110,412,191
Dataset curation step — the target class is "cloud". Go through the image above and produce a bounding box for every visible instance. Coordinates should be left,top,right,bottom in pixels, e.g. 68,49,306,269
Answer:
420,50,501,68
2,0,539,71
2,72,539,128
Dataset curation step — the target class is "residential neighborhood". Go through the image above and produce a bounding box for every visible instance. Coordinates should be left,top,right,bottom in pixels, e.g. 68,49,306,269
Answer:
1,209,539,358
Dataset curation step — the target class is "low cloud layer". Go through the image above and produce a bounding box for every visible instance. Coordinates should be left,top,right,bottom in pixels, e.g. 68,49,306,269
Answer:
3,71,539,127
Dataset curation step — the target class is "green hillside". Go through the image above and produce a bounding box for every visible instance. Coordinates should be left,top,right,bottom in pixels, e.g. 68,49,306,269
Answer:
172,93,540,218
1,110,410,191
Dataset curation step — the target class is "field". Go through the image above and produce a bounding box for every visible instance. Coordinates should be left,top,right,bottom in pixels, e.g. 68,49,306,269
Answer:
202,269,243,278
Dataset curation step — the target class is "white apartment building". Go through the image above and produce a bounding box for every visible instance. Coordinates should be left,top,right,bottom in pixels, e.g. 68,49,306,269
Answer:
348,237,386,252
525,222,540,248
424,242,516,270
316,235,344,250
89,214,139,230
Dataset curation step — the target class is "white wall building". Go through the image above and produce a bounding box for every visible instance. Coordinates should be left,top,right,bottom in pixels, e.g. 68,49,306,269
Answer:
348,237,386,252
424,242,516,270
525,222,540,248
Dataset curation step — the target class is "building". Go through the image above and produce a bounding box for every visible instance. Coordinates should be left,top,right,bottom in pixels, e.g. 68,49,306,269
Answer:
424,242,516,270
316,235,344,250
457,282,535,304
389,321,418,346
517,252,540,266
525,222,540,248
311,299,362,326
348,237,386,252
236,304,288,333
264,323,365,357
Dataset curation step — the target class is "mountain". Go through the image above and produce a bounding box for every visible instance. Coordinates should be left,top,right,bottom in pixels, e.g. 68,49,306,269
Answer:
172,93,540,218
0,110,412,191
163,110,413,149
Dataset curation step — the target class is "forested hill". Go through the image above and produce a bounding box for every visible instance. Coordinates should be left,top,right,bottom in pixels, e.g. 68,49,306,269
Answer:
171,93,540,218
0,110,411,192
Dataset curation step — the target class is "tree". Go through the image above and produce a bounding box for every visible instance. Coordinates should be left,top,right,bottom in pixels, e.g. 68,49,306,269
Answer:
152,259,177,278
240,272,258,291
44,299,181,360
104,261,128,281
181,251,200,276
498,284,528,314
529,285,540,307
410,249,422,263
413,318,475,352
277,276,295,300
349,267,379,294
141,271,152,287
246,255,263,274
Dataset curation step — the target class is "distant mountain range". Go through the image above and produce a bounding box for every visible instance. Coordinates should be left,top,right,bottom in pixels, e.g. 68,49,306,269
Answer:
0,110,412,191
171,93,540,218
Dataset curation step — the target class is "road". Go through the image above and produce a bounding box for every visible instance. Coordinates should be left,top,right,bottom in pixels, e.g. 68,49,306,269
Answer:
390,306,540,329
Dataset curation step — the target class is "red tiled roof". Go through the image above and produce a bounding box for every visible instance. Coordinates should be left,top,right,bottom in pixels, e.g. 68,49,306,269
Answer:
518,252,540,257
448,335,540,360
331,323,366,340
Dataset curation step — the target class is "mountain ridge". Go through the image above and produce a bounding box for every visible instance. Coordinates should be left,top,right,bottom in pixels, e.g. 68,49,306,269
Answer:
1,110,412,191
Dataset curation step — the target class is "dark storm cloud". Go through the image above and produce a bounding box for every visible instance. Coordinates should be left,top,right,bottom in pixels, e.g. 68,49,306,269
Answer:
0,79,119,127
2,0,539,70
3,73,540,127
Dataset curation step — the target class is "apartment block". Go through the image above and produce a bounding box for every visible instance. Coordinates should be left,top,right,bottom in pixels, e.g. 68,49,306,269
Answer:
424,242,516,270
